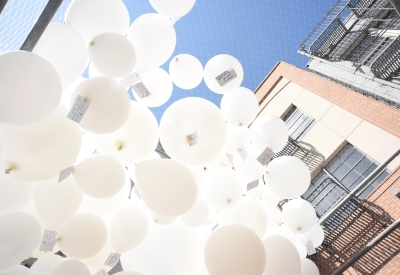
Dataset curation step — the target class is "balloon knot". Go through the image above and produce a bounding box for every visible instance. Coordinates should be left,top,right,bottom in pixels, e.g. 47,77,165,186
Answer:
117,143,124,151
297,227,302,231
227,199,231,204
5,167,13,174
89,41,94,46
175,57,179,61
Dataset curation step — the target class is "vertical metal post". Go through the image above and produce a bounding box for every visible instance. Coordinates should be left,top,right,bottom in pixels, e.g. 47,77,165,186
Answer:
0,0,8,16
20,0,63,52
390,0,400,15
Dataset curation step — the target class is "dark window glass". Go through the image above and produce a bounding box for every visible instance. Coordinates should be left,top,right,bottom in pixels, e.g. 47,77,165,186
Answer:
283,106,315,141
302,144,390,219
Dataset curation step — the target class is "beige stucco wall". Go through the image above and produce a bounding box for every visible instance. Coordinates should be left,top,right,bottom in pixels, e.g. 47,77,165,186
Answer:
257,78,400,172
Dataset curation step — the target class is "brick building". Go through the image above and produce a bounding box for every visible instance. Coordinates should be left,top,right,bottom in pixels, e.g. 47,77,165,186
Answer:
253,61,400,274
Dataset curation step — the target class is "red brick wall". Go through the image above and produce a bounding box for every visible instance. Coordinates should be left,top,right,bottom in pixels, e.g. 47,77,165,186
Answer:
254,62,400,138
255,62,400,274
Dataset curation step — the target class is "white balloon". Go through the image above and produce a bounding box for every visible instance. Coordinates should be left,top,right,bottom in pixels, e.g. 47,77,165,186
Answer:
262,235,300,275
204,152,230,170
261,186,279,208
58,212,108,259
79,172,131,217
136,159,198,217
110,206,149,253
71,77,131,134
224,124,251,155
301,223,324,248
92,101,159,166
75,133,97,162
233,145,266,182
295,235,308,258
88,62,104,78
204,54,244,94
150,212,176,225
88,32,136,79
205,224,266,275
169,54,203,89
22,202,59,259
34,176,83,230
52,260,90,275
80,240,113,275
265,208,282,231
264,156,310,199
33,23,88,89
126,152,161,182
0,51,61,126
149,0,196,19
0,265,33,275
202,167,244,210
180,196,210,227
282,199,316,234
160,97,227,166
121,221,200,275
132,68,173,107
221,87,258,127
251,116,289,153
266,224,297,246
188,166,205,188
0,173,33,216
0,212,41,271
127,13,176,74
219,198,268,238
300,258,319,275
73,155,126,199
60,77,86,108
65,0,130,42
30,254,64,275
0,105,82,182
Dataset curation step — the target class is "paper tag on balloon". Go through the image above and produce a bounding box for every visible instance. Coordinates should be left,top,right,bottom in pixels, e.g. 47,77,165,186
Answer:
305,241,316,255
120,72,142,87
67,95,91,123
58,165,74,183
132,81,151,99
187,131,199,146
257,147,275,166
247,179,259,191
104,252,121,267
39,230,58,252
237,145,248,162
215,67,237,87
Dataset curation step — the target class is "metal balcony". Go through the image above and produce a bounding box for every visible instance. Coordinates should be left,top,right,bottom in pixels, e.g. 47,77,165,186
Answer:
371,36,400,79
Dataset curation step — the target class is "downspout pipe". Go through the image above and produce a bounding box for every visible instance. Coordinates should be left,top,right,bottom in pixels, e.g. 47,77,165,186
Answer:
0,0,8,16
331,219,400,275
20,0,63,52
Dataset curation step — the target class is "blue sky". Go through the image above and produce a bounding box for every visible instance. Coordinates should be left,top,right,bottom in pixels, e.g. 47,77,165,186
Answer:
0,0,336,120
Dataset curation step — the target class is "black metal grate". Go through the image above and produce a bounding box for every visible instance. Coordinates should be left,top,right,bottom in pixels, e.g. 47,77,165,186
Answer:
371,36,400,79
348,0,377,18
310,18,348,58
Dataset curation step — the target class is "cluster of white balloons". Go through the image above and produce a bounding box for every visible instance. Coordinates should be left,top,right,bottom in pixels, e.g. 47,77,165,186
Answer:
0,0,323,275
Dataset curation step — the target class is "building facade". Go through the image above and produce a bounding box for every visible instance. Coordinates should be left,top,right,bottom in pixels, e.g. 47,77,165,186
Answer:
299,0,400,109
253,61,400,275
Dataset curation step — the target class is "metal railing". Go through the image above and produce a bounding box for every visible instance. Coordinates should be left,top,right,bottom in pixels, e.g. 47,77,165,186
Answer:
371,35,400,79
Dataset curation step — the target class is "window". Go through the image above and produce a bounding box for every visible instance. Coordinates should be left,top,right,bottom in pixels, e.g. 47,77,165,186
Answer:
283,105,316,141
302,143,390,218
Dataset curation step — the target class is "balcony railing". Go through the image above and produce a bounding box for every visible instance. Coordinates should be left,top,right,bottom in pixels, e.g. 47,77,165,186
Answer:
371,36,400,79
